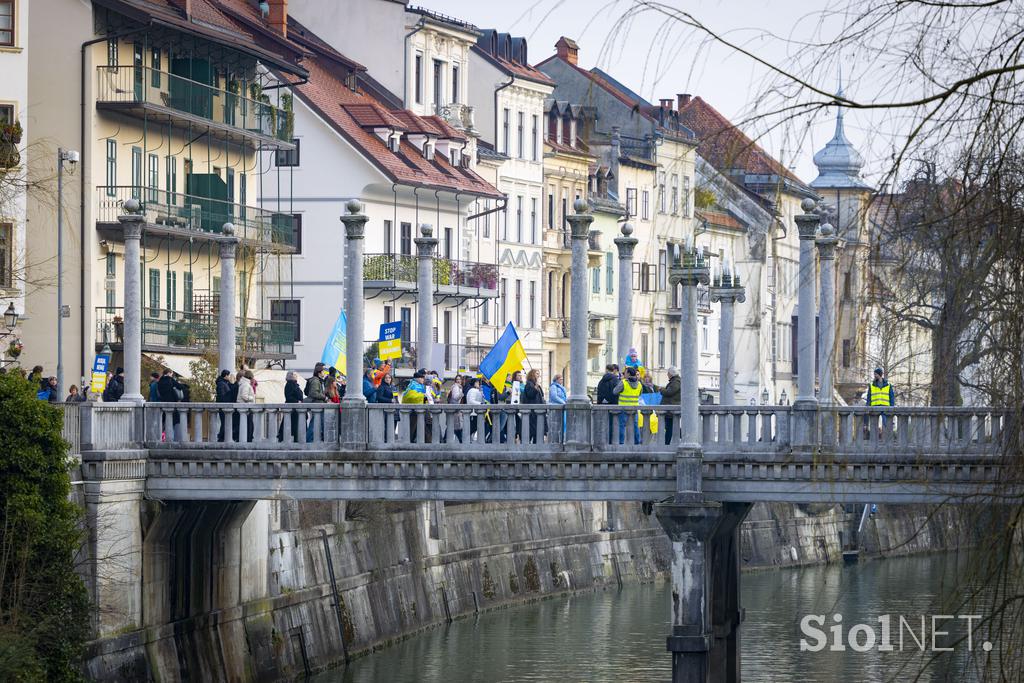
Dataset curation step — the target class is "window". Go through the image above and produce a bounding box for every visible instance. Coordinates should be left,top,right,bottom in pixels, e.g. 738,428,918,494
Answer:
546,271,553,317
106,37,118,65
641,332,649,367
482,201,491,238
271,300,301,342
658,249,668,291
147,154,159,201
658,171,666,213
482,293,490,324
183,271,193,313
502,108,510,154
842,338,852,368
444,227,453,259
501,202,508,240
606,328,613,363
225,167,235,208
383,219,393,254
514,279,522,327
105,140,117,195
517,111,524,158
531,115,539,161
641,190,650,220
433,59,443,106
451,63,460,103
292,214,303,253
530,198,537,244
529,280,536,328
151,48,161,87
131,147,142,197
400,222,412,255
275,139,300,167
414,53,423,104
843,271,852,299
165,270,177,312
148,268,160,317
625,188,637,217
701,316,708,352
670,327,678,366
605,252,614,294
658,328,665,368
400,307,411,342
500,279,508,323
682,176,692,217
0,222,11,288
239,172,246,211
516,196,523,242
592,266,600,293
164,156,177,200
547,192,555,229
561,196,567,231
670,174,679,213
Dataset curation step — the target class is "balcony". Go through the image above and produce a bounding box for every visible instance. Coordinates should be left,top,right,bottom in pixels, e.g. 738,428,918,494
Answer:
96,307,294,360
96,186,297,252
362,253,499,299
96,65,293,149
362,340,490,376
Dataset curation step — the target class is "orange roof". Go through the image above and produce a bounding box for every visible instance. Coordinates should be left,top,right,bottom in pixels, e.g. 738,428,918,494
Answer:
697,209,744,231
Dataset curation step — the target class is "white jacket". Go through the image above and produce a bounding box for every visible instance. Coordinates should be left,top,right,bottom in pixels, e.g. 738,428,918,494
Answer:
237,380,256,403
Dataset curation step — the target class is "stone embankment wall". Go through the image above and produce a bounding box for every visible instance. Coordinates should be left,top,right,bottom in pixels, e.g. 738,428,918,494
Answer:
83,500,972,682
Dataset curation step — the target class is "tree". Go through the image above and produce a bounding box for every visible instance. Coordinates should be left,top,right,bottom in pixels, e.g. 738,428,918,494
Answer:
0,373,89,682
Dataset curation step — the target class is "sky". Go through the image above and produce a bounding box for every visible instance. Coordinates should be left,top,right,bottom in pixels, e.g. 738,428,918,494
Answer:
425,0,880,185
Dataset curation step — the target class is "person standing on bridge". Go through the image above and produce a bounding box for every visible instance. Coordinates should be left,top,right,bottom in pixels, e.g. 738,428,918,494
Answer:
597,364,620,444
659,367,681,446
866,367,895,435
613,366,643,445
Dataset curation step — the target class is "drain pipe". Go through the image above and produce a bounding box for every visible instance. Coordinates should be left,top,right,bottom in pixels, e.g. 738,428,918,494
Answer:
319,528,350,663
493,76,514,152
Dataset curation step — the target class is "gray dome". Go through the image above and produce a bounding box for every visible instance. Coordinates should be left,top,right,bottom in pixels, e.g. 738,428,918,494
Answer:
810,93,871,190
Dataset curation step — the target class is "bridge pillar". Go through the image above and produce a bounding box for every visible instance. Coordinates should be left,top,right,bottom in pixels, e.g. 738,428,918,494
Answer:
793,199,821,447
816,222,840,444
565,200,594,447
341,201,369,448
118,203,145,403
614,222,637,365
414,223,438,371
218,224,239,375
81,454,148,637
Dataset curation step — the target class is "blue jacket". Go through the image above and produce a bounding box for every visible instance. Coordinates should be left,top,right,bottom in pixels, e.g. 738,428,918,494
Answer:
362,376,376,403
549,382,567,405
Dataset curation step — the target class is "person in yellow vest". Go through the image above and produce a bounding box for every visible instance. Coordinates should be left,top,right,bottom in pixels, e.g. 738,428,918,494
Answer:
613,366,643,445
866,367,895,435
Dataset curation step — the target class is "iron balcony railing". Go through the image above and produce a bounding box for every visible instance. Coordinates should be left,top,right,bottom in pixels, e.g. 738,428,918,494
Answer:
96,65,292,143
96,307,295,358
363,253,499,292
362,340,492,374
97,186,297,250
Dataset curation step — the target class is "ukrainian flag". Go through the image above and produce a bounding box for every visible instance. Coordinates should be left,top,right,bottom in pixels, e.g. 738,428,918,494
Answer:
479,322,528,387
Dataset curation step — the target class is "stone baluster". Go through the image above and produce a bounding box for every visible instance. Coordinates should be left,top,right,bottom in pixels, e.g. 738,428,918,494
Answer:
793,198,821,447
564,200,594,447
118,200,145,403
415,224,437,370
615,222,637,365
218,224,239,376
340,200,369,449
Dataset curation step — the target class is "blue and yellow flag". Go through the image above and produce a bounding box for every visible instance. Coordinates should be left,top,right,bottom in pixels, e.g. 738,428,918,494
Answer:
321,309,347,370
479,322,527,387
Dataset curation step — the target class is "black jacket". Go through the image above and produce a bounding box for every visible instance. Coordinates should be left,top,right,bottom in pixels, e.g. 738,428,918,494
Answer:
284,380,304,403
660,375,681,405
596,372,618,405
215,377,234,403
157,375,181,402
375,382,396,404
103,375,124,402
521,380,544,404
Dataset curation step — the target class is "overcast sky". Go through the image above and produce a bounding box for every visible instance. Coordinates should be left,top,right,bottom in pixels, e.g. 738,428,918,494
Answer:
428,0,880,185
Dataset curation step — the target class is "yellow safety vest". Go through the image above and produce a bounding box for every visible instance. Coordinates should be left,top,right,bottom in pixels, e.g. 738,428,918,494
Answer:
869,382,892,406
618,381,642,406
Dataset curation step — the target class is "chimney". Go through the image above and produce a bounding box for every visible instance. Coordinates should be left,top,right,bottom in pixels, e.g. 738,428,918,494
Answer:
677,93,691,110
268,0,287,37
555,36,579,66
659,98,674,111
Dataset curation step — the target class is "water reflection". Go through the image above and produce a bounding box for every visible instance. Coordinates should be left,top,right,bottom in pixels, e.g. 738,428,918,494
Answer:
318,553,1003,683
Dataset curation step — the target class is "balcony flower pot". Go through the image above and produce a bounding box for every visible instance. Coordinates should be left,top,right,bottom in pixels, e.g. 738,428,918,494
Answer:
0,142,19,170
7,340,22,359
0,120,22,145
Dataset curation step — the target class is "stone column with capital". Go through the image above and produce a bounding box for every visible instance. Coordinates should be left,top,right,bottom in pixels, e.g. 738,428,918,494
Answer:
816,223,839,404
564,200,594,447
118,200,145,403
710,268,745,407
218,224,239,375
793,198,822,446
614,223,637,365
415,224,437,371
340,201,369,448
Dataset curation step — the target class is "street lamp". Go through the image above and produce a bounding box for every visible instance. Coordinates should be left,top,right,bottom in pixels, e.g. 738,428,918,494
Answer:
56,147,80,397
761,388,769,405
780,389,789,405
3,302,16,331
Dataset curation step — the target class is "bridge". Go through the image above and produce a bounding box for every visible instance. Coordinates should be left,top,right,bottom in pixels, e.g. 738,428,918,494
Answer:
79,199,1020,683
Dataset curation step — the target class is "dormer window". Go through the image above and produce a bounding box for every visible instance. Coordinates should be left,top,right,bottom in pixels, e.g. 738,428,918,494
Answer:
568,119,577,148
389,133,401,153
450,148,460,166
555,116,563,145
423,140,435,161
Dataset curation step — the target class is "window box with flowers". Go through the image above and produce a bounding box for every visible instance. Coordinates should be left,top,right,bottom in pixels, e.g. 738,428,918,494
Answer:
0,120,22,169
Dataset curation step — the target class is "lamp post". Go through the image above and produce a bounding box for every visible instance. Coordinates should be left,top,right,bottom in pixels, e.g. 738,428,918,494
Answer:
56,147,80,397
0,302,19,367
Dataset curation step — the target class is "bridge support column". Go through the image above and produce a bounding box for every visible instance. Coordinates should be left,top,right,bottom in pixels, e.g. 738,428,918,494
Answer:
218,224,239,375
710,267,744,409
340,201,369,448
615,222,637,365
415,224,438,371
118,203,145,403
793,199,821,447
565,200,594,447
816,222,840,444
669,243,709,481
81,454,148,637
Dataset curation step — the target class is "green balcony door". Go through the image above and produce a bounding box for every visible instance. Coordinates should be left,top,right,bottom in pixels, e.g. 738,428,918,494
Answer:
185,173,228,233
133,42,144,102
170,58,213,119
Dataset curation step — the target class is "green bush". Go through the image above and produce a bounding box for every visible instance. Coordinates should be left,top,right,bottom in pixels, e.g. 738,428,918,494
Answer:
0,373,90,682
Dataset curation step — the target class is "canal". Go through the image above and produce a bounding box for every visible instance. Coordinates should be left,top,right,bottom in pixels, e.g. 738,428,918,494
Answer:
323,553,1006,682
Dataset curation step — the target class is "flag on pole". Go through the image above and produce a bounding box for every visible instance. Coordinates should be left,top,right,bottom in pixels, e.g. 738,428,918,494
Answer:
321,309,348,370
479,322,528,387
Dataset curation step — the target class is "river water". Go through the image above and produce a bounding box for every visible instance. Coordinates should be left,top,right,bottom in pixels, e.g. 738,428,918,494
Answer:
324,553,1009,682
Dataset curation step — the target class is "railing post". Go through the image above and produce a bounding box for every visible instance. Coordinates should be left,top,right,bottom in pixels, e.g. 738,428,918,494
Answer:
118,200,145,404
669,244,710,496
341,200,369,449
793,199,821,447
565,200,595,447
615,222,637,365
218,224,239,375
415,224,438,370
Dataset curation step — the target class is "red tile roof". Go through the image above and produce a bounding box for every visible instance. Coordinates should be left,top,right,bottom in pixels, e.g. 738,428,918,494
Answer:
677,96,806,189
422,115,469,142
697,209,744,231
342,103,408,130
293,55,501,199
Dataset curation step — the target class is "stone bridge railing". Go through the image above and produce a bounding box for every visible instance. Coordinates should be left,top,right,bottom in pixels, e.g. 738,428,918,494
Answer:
65,403,1012,457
